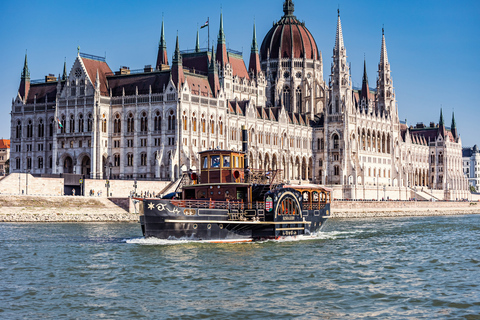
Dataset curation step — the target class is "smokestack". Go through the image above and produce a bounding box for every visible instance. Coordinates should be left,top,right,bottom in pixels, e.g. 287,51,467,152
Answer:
242,125,249,169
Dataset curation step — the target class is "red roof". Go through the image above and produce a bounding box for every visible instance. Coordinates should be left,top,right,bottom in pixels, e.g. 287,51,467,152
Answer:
185,74,213,97
229,56,249,80
108,72,171,96
0,139,10,149
26,82,57,104
81,57,112,96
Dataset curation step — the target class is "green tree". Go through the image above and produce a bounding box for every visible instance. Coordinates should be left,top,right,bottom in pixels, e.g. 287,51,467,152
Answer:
470,185,476,193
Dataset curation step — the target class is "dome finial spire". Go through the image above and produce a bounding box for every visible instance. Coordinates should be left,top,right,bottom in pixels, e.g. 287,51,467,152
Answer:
283,0,295,16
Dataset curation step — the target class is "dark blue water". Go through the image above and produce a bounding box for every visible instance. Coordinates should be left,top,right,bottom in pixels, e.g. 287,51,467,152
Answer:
1,215,480,319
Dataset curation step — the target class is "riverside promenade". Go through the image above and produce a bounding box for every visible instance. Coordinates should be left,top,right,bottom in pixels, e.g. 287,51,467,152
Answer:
0,195,479,222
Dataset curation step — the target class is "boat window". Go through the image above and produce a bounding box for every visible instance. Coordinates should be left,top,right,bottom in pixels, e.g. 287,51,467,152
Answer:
234,156,239,168
223,156,231,168
202,157,208,169
211,155,220,168
303,191,309,202
313,191,319,202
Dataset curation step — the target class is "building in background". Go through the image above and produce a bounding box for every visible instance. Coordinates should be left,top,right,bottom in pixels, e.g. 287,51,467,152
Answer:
463,145,480,192
0,139,10,175
8,0,468,199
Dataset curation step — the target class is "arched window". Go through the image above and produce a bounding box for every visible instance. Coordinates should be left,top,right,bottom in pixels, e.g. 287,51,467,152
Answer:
71,80,76,96
127,113,135,133
192,113,197,132
334,165,340,176
210,116,215,134
27,120,33,138
87,114,93,132
114,114,121,133
79,80,85,96
37,119,44,138
127,153,134,166
283,86,291,111
296,87,302,112
140,153,147,166
78,114,84,133
101,114,107,133
182,112,187,131
201,115,206,133
141,112,148,133
114,154,121,167
70,115,75,133
154,111,161,132
333,134,339,149
168,110,176,131
219,117,223,135
16,120,22,139
38,157,44,169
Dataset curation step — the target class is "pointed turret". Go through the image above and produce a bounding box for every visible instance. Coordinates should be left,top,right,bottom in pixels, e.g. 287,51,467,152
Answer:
195,28,200,53
156,18,168,70
248,22,261,75
438,108,447,138
208,46,220,97
380,28,388,66
334,9,344,54
439,108,444,127
451,111,458,139
360,59,370,102
18,52,30,101
376,28,396,116
171,33,185,88
62,58,67,81
216,11,228,67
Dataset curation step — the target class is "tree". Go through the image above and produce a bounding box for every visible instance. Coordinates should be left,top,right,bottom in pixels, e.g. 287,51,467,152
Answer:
470,185,476,193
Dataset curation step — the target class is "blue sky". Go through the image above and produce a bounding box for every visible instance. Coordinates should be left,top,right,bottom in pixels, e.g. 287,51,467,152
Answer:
1,0,479,146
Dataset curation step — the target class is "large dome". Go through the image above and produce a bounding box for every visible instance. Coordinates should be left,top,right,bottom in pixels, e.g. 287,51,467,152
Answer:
260,1,320,61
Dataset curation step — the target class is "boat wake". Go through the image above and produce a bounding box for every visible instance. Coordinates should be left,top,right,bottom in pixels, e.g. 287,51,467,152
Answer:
124,230,361,245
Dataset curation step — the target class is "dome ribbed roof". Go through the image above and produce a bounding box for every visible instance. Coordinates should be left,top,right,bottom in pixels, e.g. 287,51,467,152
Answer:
260,1,319,61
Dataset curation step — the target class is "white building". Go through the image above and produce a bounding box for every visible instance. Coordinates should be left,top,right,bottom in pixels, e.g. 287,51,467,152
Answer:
9,0,469,199
463,145,480,192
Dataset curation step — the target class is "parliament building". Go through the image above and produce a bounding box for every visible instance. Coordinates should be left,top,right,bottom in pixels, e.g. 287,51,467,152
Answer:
9,1,469,199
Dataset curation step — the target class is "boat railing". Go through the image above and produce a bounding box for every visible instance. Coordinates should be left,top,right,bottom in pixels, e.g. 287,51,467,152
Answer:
302,202,328,210
170,199,266,211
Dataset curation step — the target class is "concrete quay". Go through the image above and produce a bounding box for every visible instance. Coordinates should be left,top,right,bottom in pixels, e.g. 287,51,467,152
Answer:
0,195,479,223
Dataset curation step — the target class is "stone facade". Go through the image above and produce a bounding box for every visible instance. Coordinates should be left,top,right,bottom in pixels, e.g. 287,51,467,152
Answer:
463,145,480,192
8,1,468,200
0,139,10,176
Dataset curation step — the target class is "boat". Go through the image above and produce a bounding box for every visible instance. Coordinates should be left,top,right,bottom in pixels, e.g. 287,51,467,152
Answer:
138,127,332,242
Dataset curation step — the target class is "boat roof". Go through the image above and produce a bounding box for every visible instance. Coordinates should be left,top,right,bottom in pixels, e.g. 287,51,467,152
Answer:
283,184,333,192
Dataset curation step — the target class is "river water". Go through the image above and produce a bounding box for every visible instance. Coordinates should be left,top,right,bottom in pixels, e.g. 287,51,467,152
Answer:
1,215,479,319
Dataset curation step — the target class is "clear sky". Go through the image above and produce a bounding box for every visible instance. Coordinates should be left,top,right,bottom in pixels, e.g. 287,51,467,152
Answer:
1,0,479,146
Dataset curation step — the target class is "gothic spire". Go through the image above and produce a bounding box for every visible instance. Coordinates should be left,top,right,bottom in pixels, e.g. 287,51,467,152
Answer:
171,33,185,88
360,59,370,102
451,111,456,129
380,28,389,66
62,58,67,81
156,18,168,69
173,32,181,63
249,21,261,75
439,108,444,127
283,0,295,16
21,52,30,80
216,10,228,67
334,9,344,53
195,28,200,53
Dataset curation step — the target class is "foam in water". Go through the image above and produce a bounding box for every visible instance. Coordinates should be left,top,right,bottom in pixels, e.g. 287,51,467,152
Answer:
124,230,361,246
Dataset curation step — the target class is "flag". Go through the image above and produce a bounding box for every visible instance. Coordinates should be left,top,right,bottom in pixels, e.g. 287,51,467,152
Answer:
57,118,63,129
200,20,209,29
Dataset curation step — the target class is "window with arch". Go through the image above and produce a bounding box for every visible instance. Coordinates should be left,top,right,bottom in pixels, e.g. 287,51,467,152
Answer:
127,113,135,133
192,113,197,132
26,120,33,138
219,117,223,136
140,112,148,133
140,153,147,166
295,86,302,112
182,112,187,131
168,110,176,131
334,166,340,176
283,86,291,111
127,153,134,167
87,114,93,132
78,114,84,133
71,80,76,96
37,119,44,138
79,80,85,96
16,120,22,139
113,154,121,167
154,111,161,132
38,157,43,169
201,115,206,133
48,119,53,137
69,115,75,133
114,114,121,133
210,116,215,134
101,114,107,133
333,134,339,149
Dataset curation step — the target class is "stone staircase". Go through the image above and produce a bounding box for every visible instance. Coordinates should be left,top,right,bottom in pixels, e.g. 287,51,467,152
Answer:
410,187,440,201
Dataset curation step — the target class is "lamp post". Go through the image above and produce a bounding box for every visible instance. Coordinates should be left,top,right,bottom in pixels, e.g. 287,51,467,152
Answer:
26,170,29,195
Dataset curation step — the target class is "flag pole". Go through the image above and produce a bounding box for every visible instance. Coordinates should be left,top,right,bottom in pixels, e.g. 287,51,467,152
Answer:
208,17,210,49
